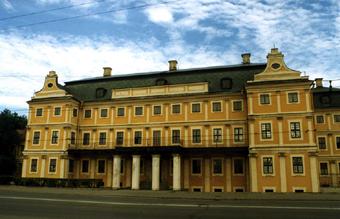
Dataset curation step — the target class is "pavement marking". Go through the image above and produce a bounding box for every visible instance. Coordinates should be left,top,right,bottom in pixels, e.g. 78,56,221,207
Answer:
0,195,340,211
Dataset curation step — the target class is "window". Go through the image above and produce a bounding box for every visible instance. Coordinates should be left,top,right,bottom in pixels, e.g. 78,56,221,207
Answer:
49,159,57,173
99,132,106,145
320,162,328,175
233,100,242,111
292,157,304,174
153,130,161,146
68,159,74,173
33,131,40,144
54,107,61,116
116,132,124,145
191,159,202,174
316,115,324,124
212,159,223,174
134,131,142,145
97,160,105,173
155,78,167,86
221,78,232,89
153,105,161,115
83,133,90,145
172,104,181,114
234,128,244,142
336,137,340,149
100,108,108,118
192,103,201,113
117,107,125,116
172,130,181,144
213,128,222,143
135,106,143,116
318,137,326,150
193,188,202,192
265,189,274,193
334,115,340,123
81,160,89,173
30,159,38,173
260,94,270,104
192,129,201,143
72,108,78,117
212,102,221,112
214,188,223,192
70,132,76,145
233,159,244,174
84,109,91,118
263,157,273,174
290,122,301,138
288,92,299,103
51,131,59,144
261,123,272,139
235,188,244,192
36,108,43,116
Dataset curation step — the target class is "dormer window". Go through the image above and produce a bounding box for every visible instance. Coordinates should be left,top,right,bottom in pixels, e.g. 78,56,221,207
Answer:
221,78,232,89
96,88,107,98
155,78,167,86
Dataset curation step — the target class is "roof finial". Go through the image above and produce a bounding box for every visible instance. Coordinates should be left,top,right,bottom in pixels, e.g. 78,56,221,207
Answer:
273,43,276,48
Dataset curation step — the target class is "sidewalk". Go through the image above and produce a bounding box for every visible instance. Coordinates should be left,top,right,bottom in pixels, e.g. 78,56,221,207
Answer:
1,185,340,201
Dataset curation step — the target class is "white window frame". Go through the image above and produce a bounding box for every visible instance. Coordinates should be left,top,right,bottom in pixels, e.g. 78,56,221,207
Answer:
170,128,181,145
259,121,273,141
258,93,271,105
319,161,329,176
98,131,108,146
191,186,203,192
171,103,182,115
212,126,223,144
82,131,91,146
288,120,303,140
53,106,62,117
287,91,300,104
191,127,202,145
315,115,325,124
151,128,162,146
233,187,245,192
212,186,224,192
83,108,92,119
133,129,143,146
32,130,41,146
233,126,245,144
48,157,58,174
99,108,109,118
29,157,39,174
191,102,202,113
333,114,340,123
211,101,223,113
317,135,327,151
290,155,305,176
263,187,276,192
293,187,306,192
212,157,224,176
51,129,59,145
115,130,125,146
261,155,275,176
35,108,43,117
134,106,144,116
116,107,126,117
152,105,162,116
232,100,243,112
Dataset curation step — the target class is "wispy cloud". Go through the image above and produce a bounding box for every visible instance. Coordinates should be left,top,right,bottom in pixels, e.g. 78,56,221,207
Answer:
1,0,13,10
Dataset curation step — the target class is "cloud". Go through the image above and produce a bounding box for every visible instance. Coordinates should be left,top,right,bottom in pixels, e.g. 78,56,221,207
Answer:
1,0,13,10
145,6,174,24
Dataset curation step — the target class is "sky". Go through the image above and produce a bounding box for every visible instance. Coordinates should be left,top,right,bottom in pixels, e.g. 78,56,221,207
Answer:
0,0,339,115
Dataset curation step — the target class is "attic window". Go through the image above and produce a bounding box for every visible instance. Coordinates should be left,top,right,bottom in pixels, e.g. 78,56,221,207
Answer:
96,88,107,98
155,78,167,86
47,83,53,88
320,95,331,105
221,78,232,89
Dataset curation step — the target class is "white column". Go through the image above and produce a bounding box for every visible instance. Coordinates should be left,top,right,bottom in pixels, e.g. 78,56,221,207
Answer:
249,153,258,192
173,154,181,191
152,154,160,191
132,155,141,190
22,158,27,177
279,153,287,192
59,158,66,178
309,153,319,192
112,155,121,189
40,157,46,178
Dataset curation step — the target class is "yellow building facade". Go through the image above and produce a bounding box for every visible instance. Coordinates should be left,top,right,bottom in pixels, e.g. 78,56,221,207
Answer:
22,48,340,192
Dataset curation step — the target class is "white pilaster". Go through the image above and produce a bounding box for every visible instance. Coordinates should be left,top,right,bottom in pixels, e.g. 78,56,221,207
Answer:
40,158,46,178
112,155,121,189
309,153,319,192
249,154,258,192
173,154,181,191
132,155,141,190
152,154,160,191
279,154,287,192
22,158,27,177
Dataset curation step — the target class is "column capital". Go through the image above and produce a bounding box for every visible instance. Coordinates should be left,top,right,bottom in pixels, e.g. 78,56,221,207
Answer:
152,154,160,158
278,152,286,157
132,155,141,159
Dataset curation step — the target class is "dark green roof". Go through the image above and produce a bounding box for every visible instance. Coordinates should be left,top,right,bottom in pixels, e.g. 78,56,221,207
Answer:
312,86,340,109
63,63,266,101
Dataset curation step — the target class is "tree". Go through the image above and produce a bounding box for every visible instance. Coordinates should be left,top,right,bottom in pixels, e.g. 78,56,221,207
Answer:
0,109,27,175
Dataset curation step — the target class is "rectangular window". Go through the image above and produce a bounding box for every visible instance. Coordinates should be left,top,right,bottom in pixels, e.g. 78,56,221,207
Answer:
261,123,272,139
336,137,340,149
191,103,201,113
68,159,74,173
192,129,201,143
83,133,90,145
153,130,161,146
81,160,89,173
316,115,324,124
72,108,78,117
49,159,57,173
97,160,105,173
334,115,340,123
288,92,299,103
212,159,223,174
54,107,61,116
70,132,76,145
233,159,244,174
30,159,38,173
172,130,181,144
318,137,326,150
320,162,328,175
172,104,181,114
134,131,142,145
36,108,43,116
213,128,222,143
212,102,221,112
116,132,124,145
135,106,143,116
263,157,273,174
153,105,161,115
260,94,270,104
84,109,91,118
191,159,202,174
292,157,304,174
117,107,125,116
51,131,59,144
233,100,242,111
234,128,244,142
290,122,301,138
33,131,40,144
100,108,108,118
99,132,106,145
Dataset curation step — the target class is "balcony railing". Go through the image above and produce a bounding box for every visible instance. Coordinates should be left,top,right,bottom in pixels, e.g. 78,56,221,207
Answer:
319,174,340,188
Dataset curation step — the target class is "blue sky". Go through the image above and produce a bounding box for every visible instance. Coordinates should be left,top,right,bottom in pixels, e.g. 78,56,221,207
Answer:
0,0,339,114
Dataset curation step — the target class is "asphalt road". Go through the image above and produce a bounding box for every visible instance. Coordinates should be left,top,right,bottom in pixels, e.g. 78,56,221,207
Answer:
0,187,340,219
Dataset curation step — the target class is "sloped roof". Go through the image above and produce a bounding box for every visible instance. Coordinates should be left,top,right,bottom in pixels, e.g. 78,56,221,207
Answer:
312,86,340,109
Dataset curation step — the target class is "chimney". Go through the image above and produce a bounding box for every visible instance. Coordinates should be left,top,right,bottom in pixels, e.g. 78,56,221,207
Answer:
241,53,251,64
168,60,178,71
103,67,112,77
315,78,323,88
